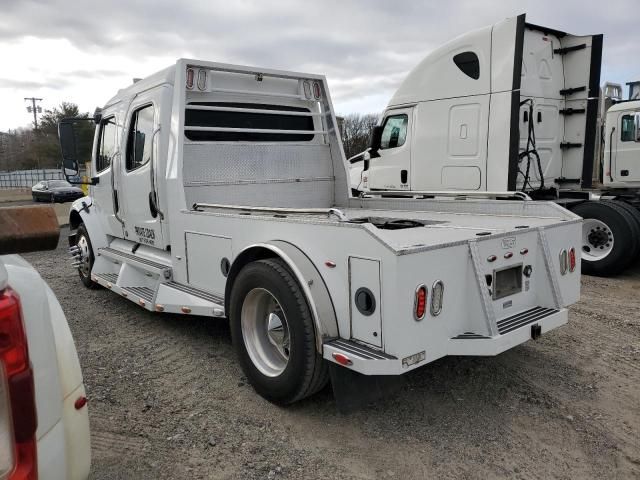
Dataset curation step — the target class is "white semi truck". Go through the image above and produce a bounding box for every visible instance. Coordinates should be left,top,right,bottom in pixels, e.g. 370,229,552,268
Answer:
350,14,640,276
58,59,581,406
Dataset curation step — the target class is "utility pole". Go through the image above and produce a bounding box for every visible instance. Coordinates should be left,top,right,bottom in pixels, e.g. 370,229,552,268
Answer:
24,97,43,130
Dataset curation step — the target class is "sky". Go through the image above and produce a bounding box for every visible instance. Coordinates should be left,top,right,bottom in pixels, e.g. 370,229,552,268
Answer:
0,0,638,132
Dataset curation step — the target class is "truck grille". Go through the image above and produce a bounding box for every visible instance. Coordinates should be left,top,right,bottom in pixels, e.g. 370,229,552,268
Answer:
497,307,558,335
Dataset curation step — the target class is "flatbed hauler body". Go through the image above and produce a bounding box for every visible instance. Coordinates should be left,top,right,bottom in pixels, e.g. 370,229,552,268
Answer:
59,59,580,404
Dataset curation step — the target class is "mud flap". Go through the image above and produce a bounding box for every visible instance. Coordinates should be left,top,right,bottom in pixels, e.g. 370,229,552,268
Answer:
329,363,405,413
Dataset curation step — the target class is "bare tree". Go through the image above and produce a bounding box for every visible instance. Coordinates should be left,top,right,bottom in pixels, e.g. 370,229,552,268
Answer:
339,113,379,159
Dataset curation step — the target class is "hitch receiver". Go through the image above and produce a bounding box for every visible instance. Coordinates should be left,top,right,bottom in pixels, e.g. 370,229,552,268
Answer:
531,324,542,340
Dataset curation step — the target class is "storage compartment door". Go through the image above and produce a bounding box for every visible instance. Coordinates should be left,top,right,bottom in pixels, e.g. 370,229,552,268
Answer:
186,233,232,296
349,257,382,348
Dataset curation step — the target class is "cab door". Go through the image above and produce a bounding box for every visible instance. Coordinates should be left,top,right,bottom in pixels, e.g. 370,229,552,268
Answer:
613,111,640,183
91,115,125,239
119,90,164,248
365,108,412,191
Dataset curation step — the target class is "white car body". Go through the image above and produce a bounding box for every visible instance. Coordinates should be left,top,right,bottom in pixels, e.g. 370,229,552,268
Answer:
0,255,90,479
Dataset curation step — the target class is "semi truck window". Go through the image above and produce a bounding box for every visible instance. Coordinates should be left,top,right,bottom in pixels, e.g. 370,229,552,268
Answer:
184,102,314,141
96,117,117,173
126,105,154,171
380,114,408,149
453,51,480,80
621,115,636,142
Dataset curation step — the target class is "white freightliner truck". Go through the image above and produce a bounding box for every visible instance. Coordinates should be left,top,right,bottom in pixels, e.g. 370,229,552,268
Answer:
350,14,640,276
58,59,581,406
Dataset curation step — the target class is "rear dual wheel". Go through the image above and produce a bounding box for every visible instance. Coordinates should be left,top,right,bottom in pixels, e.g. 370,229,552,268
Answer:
572,200,640,276
229,258,328,404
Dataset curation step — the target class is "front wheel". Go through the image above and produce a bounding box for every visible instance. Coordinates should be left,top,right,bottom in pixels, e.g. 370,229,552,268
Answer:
572,201,639,276
76,223,98,288
229,258,328,404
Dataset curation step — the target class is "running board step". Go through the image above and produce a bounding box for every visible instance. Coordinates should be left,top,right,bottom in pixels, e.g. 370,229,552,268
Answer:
98,247,172,279
155,282,225,317
324,339,396,360
496,306,559,335
93,272,119,286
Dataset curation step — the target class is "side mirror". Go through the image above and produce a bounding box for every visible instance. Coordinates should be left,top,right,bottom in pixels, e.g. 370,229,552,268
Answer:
58,119,80,177
369,125,383,158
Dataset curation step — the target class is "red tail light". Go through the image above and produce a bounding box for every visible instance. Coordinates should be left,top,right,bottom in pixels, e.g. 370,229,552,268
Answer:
312,81,321,99
568,247,576,273
414,285,427,321
0,288,37,480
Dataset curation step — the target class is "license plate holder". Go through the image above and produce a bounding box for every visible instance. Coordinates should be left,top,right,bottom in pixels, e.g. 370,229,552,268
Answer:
493,264,523,300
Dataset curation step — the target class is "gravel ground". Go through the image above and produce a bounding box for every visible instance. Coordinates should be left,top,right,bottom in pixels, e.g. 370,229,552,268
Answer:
23,230,640,479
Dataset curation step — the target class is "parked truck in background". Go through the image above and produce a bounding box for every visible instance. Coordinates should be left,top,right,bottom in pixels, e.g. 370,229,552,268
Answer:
350,14,640,276
0,206,91,479
58,59,581,407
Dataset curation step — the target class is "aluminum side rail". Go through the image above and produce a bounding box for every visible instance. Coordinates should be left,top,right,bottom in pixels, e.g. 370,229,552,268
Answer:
192,203,348,220
361,190,532,201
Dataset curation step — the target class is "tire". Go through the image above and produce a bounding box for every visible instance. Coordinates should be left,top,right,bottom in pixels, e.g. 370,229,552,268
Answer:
229,258,328,404
76,223,98,288
571,200,638,276
606,199,640,265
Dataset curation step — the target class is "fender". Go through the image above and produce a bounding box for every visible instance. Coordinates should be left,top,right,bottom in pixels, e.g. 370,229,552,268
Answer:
226,241,340,352
67,196,109,251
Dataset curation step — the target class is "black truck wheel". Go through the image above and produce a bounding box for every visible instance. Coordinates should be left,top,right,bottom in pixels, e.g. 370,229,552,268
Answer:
229,258,328,404
76,223,98,288
605,199,640,264
571,201,638,276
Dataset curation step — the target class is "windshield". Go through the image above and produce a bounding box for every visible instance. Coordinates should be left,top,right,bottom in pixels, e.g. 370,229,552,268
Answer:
48,180,71,188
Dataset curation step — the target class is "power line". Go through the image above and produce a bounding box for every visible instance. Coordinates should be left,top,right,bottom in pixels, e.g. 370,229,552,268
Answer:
24,97,43,130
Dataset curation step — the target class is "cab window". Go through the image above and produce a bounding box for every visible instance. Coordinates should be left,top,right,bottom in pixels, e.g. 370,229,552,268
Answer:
621,114,636,142
126,105,155,171
380,114,408,150
96,117,117,173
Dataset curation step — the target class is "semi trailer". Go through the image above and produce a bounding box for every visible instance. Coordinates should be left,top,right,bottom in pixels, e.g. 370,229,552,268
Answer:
350,14,640,276
58,59,581,406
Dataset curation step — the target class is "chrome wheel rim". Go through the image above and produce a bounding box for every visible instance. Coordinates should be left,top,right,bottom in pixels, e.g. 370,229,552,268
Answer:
582,219,614,261
241,288,290,377
77,235,91,278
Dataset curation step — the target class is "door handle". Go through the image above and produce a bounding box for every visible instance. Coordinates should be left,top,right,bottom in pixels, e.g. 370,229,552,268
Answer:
621,170,629,177
537,111,542,123
148,191,159,218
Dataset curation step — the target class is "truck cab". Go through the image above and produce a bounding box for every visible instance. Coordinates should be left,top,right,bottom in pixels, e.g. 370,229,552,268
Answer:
359,14,602,194
602,101,640,186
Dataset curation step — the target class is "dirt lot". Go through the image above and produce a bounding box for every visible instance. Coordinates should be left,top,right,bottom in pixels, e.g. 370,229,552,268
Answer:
23,231,639,479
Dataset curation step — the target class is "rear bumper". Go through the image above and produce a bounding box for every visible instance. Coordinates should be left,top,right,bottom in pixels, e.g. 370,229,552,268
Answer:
323,308,568,376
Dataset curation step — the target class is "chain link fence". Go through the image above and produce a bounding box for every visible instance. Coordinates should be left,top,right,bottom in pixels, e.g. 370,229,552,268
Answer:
0,169,67,189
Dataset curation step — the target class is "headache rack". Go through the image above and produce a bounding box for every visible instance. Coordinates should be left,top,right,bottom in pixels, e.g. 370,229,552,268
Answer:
182,63,332,138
